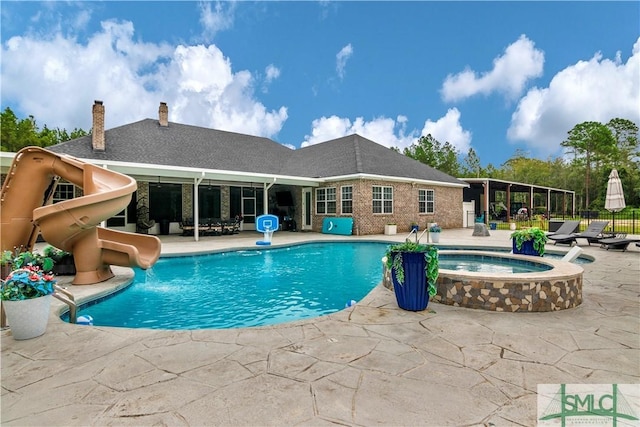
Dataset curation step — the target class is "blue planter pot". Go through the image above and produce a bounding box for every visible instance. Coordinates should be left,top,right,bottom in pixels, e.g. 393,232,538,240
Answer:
390,251,430,311
512,239,541,256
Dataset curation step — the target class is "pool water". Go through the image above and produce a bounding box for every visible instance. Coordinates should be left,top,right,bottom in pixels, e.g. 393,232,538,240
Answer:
67,242,588,329
71,242,387,330
438,254,552,273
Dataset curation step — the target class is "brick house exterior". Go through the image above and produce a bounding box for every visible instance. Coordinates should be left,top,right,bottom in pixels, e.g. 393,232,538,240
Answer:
310,179,463,235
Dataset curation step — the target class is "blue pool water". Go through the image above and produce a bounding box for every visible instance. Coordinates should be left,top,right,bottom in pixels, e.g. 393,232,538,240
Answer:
438,254,551,273
67,242,588,330
71,242,387,330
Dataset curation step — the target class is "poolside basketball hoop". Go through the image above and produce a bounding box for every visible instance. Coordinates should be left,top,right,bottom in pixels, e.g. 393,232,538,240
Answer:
256,214,279,246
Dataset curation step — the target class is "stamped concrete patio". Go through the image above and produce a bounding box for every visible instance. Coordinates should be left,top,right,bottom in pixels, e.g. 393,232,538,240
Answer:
2,229,639,426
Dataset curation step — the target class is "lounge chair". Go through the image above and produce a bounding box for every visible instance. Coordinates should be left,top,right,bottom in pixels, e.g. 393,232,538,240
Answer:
547,220,610,246
598,235,640,251
546,220,580,236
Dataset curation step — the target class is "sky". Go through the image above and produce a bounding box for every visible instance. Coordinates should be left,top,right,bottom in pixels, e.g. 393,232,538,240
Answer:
1,1,639,167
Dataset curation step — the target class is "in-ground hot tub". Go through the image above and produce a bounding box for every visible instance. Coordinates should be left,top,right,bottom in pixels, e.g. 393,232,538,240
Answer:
383,250,583,312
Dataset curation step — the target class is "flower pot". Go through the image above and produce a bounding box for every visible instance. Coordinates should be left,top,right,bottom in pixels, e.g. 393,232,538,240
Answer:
411,225,419,232
430,232,441,243
512,239,541,256
509,223,516,231
384,224,397,235
390,252,430,311
2,295,52,340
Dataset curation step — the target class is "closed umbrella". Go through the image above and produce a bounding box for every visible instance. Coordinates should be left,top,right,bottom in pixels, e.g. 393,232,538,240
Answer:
605,169,625,232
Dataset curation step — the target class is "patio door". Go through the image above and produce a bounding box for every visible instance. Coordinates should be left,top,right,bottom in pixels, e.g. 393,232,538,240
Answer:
302,188,312,230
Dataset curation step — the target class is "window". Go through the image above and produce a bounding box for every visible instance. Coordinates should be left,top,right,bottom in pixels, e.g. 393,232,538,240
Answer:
316,187,336,214
373,185,393,214
149,183,183,222
419,189,435,214
197,185,221,219
230,186,263,224
52,182,74,203
341,185,353,214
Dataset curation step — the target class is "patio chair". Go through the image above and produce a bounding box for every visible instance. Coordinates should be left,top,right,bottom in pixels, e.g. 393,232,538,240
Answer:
546,220,580,236
598,235,640,252
180,218,195,236
547,220,610,246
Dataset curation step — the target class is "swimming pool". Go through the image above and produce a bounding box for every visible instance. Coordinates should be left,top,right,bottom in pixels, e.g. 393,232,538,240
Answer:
66,242,590,327
70,242,386,329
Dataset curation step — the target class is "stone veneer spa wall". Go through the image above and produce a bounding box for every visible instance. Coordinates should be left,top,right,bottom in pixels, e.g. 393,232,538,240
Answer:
382,250,584,312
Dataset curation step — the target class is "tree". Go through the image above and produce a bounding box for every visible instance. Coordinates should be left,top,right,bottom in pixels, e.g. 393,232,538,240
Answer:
402,134,461,176
606,118,640,207
460,148,481,177
560,121,616,209
501,150,556,187
0,107,87,152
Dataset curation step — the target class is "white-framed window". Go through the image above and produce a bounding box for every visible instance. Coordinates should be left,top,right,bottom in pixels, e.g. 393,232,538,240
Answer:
419,189,435,214
316,187,336,214
52,182,74,203
373,185,393,214
341,185,353,214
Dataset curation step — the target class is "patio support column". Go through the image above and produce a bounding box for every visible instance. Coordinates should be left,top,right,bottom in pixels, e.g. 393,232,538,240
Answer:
263,178,276,215
484,179,490,223
194,174,204,241
529,187,534,215
571,192,576,217
506,184,512,222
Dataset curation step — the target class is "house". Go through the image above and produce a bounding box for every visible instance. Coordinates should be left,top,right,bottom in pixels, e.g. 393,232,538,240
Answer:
5,101,469,237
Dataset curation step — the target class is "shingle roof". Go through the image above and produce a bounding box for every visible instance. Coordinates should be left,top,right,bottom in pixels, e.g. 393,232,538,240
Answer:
283,134,465,186
49,119,293,175
49,120,466,186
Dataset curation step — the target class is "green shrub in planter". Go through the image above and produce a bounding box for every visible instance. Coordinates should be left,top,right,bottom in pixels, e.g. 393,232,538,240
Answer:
510,227,548,256
385,242,439,311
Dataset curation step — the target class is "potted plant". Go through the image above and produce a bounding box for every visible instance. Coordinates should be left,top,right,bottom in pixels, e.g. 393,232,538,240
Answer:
429,223,442,243
43,245,76,276
384,241,439,311
384,223,397,235
410,222,419,232
511,226,548,256
12,249,54,272
1,265,56,340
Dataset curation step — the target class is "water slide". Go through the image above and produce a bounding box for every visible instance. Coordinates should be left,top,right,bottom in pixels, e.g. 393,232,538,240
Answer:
1,146,161,285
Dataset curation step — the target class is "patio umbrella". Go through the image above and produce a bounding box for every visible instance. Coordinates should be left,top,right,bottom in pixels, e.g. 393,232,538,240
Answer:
605,169,625,232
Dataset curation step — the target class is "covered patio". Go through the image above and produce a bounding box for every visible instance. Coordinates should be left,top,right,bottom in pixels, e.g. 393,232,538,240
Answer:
461,178,575,224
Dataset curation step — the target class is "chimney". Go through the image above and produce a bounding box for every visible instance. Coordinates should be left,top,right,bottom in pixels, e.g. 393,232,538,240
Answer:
92,100,105,151
159,102,169,127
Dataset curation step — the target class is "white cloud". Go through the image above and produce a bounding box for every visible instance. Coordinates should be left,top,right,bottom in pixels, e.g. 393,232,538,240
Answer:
441,35,544,102
265,64,280,83
261,64,281,93
199,1,236,41
1,19,288,138
300,114,415,149
301,109,473,155
508,37,640,157
420,108,472,154
336,43,353,80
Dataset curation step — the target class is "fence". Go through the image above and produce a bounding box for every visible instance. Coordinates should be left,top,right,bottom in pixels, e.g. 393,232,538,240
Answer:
478,210,640,235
